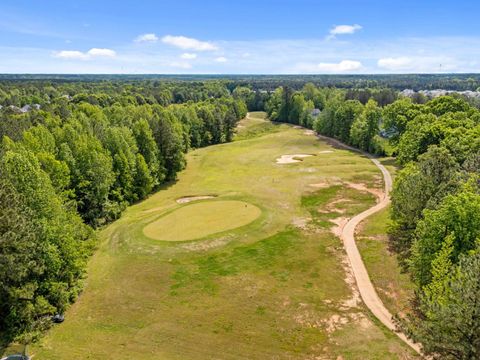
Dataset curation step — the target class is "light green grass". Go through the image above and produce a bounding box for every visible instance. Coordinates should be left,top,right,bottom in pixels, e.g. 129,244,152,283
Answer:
234,111,280,141
143,200,261,241
32,113,417,359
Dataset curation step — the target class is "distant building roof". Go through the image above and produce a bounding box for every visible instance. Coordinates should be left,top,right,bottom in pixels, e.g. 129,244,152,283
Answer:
18,104,41,113
311,108,321,116
20,105,31,113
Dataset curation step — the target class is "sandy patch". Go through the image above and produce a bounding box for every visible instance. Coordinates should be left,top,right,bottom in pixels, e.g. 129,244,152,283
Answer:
276,154,313,164
293,303,323,329
304,129,315,136
322,312,372,335
282,296,291,308
339,254,362,310
346,182,383,200
176,195,216,204
330,217,349,238
309,179,342,189
324,314,349,333
292,217,310,229
349,312,373,329
326,199,351,214
309,182,330,189
319,150,334,154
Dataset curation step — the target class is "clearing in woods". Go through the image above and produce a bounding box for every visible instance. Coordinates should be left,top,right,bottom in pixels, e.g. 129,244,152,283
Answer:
34,112,418,359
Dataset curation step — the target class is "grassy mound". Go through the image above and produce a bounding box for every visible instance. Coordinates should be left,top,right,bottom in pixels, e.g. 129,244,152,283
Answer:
143,200,261,241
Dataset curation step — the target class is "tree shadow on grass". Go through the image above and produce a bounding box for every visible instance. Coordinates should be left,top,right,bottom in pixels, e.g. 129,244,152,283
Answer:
379,157,399,168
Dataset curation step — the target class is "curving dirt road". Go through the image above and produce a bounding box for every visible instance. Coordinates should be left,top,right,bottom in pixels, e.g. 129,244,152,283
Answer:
317,135,423,356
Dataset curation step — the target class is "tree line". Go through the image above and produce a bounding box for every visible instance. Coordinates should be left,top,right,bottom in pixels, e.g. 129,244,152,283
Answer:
0,81,246,344
265,83,390,154
3,73,480,91
266,84,480,359
386,97,480,359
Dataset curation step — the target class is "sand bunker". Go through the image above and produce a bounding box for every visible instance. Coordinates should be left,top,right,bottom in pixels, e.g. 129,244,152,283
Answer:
276,154,313,164
309,183,330,188
319,150,334,154
176,195,216,204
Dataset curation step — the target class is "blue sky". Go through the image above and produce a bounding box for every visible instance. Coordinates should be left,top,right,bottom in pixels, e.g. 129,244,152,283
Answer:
1,0,480,74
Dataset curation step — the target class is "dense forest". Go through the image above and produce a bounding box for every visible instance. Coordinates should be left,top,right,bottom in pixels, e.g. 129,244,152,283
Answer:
1,76,479,358
2,73,480,91
0,80,247,344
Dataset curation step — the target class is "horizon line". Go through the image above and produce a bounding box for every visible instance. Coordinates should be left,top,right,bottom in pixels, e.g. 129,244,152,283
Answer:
1,72,480,76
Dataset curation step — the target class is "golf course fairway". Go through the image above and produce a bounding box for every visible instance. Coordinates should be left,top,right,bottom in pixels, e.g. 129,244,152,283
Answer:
34,112,418,359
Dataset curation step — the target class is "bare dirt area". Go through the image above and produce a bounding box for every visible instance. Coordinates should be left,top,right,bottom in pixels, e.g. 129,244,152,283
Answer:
330,217,349,237
276,154,314,164
309,182,331,188
345,182,384,201
176,195,217,203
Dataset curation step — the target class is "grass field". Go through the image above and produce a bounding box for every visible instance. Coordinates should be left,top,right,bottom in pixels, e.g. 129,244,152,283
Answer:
143,200,261,241
33,112,417,359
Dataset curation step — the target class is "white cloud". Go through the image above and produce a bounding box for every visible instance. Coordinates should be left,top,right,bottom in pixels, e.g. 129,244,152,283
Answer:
53,48,116,60
180,53,197,59
16,35,480,74
328,24,362,40
215,56,227,63
161,35,218,51
377,57,413,70
316,60,362,72
53,50,88,60
87,48,116,57
135,33,158,43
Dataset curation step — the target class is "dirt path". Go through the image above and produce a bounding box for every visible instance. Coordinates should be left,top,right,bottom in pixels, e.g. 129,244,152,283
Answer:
317,135,423,356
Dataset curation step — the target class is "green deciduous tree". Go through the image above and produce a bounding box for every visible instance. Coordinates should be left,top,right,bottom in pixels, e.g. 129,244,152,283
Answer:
333,100,364,143
410,181,480,286
390,146,460,256
382,97,422,144
411,249,480,359
350,99,381,152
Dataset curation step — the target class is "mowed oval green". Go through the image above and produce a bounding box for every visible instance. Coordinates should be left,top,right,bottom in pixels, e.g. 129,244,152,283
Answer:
143,200,262,241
